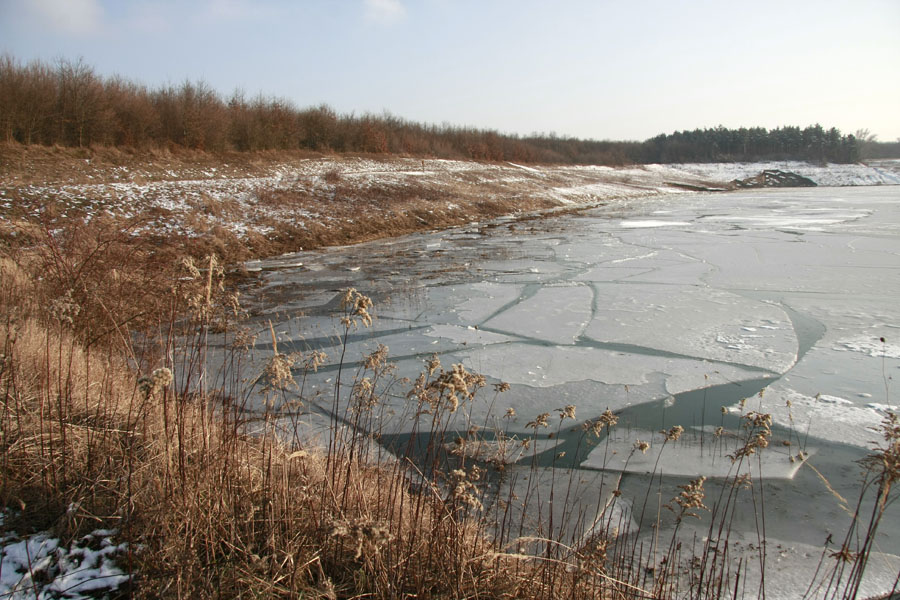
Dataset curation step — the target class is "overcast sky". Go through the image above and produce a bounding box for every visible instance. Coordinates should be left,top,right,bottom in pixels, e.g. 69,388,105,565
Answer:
2,0,898,142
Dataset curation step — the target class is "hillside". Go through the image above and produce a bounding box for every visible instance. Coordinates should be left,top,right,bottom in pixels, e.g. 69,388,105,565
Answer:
3,144,897,265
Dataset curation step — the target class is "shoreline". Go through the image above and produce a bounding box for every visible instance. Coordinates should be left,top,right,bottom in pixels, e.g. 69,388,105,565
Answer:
3,144,898,265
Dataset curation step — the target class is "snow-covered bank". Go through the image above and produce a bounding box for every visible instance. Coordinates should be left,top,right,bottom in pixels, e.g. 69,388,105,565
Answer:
668,159,900,187
2,158,896,255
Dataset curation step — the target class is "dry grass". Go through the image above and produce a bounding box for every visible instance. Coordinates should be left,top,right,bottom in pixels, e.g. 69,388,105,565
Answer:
0,229,530,598
0,142,611,266
0,142,325,186
1,167,897,599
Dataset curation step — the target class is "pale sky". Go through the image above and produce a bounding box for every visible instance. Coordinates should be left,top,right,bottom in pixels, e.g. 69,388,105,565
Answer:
1,0,898,142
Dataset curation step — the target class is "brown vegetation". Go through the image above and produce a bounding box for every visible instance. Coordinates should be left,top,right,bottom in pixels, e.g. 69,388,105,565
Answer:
4,55,894,165
1,212,897,597
0,142,621,269
1,54,898,599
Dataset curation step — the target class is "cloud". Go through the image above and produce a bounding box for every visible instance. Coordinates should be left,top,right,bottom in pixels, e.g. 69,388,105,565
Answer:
364,0,406,24
27,0,104,34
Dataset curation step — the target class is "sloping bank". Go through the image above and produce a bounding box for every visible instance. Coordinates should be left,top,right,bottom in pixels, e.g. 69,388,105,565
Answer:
3,154,898,266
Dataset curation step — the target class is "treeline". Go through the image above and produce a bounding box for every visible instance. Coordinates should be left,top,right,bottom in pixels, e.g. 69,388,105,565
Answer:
863,139,900,159
640,125,863,164
1,55,895,164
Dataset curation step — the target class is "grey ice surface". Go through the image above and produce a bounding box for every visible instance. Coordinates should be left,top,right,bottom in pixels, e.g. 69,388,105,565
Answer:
240,186,900,595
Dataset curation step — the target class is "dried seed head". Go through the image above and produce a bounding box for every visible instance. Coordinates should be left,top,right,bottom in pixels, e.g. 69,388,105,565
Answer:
49,289,81,325
338,288,374,329
329,518,393,560
182,256,202,279
635,440,651,454
354,377,373,394
138,367,174,399
663,425,684,442
560,405,577,420
363,344,390,371
527,412,550,429
426,363,485,412
232,327,258,350
305,350,327,372
674,476,708,518
734,473,752,488
450,468,483,510
426,354,441,376
261,352,297,392
599,408,618,428
151,367,173,388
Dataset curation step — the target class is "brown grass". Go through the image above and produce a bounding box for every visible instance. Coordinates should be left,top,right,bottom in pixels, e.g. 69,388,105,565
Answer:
2,151,897,599
0,142,576,267
0,228,529,598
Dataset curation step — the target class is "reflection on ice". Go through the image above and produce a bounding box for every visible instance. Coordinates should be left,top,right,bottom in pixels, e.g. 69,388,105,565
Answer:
698,208,872,231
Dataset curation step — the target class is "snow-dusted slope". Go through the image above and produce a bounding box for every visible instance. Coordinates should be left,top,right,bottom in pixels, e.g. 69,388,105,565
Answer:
2,158,896,251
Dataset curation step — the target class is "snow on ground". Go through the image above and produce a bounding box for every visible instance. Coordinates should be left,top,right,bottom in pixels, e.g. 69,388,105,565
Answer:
0,512,130,600
671,160,900,187
3,158,895,244
837,334,900,359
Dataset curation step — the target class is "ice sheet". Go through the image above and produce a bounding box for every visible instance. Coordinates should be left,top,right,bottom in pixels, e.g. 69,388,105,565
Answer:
237,185,900,573
459,343,762,392
582,428,813,479
483,284,594,344
583,284,797,372
619,219,692,228
445,282,526,324
489,465,636,553
729,387,895,450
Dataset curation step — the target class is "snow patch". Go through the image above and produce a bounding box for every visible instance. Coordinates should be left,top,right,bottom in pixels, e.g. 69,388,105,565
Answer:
835,335,900,359
0,519,130,600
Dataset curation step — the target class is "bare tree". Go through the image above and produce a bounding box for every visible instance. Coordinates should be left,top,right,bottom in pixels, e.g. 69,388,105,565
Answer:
855,128,878,162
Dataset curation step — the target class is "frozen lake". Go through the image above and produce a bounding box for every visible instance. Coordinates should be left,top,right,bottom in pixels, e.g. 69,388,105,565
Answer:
242,185,900,592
